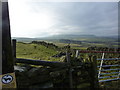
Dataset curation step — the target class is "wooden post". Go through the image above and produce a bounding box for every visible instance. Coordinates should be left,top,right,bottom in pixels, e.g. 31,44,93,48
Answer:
12,39,16,59
2,1,14,75
75,50,79,58
66,45,73,88
1,1,16,88
98,53,105,78
90,56,99,89
66,51,73,88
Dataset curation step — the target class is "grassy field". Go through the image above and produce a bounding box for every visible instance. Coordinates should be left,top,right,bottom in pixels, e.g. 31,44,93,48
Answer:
16,42,61,61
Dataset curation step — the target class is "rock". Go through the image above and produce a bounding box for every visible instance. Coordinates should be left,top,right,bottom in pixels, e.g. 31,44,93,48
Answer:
14,65,27,72
59,56,66,62
27,67,40,77
29,75,51,84
27,67,50,78
52,52,66,57
29,82,53,89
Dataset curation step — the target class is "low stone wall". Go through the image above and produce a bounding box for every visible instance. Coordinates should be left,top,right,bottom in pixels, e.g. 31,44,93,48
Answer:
14,62,92,89
15,65,69,88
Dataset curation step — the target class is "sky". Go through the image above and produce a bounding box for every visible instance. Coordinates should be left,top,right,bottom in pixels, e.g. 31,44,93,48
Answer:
8,0,118,38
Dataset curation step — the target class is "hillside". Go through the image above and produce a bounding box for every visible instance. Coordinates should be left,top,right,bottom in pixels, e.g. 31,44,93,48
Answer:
16,42,61,61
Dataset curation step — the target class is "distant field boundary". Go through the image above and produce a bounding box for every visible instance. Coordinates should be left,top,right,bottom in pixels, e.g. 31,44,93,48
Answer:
78,50,120,53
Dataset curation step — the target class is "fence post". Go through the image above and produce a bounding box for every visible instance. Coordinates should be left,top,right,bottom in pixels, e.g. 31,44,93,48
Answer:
98,53,105,78
12,39,16,59
75,50,79,58
90,56,99,89
66,45,73,88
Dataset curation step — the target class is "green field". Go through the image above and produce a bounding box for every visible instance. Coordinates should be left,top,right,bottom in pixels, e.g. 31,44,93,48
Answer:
16,42,61,61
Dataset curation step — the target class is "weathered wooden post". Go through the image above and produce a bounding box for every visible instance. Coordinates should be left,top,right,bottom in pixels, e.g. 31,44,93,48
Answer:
12,39,16,59
98,53,105,78
0,1,16,88
75,50,79,58
66,45,73,88
89,56,99,89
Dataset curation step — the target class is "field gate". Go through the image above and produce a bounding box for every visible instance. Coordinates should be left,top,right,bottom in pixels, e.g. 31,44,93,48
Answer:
76,50,120,83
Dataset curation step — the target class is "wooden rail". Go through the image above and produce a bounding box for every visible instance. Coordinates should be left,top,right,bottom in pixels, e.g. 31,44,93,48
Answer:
16,58,69,68
98,69,120,71
97,58,120,60
99,72,119,75
99,78,120,82
97,65,120,67
98,75,119,79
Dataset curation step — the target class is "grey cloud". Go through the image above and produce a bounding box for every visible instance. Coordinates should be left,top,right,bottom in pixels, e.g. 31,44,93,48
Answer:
29,2,118,36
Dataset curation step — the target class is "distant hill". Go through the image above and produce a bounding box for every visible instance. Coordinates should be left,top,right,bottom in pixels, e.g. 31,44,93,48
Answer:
12,34,97,42
12,37,44,42
44,34,97,39
12,34,118,44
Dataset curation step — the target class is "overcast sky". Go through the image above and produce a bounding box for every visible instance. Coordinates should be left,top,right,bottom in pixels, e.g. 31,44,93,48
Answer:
8,1,118,38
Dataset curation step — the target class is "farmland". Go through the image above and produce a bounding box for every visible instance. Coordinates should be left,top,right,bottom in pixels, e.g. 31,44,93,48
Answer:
14,35,120,89
15,35,119,61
